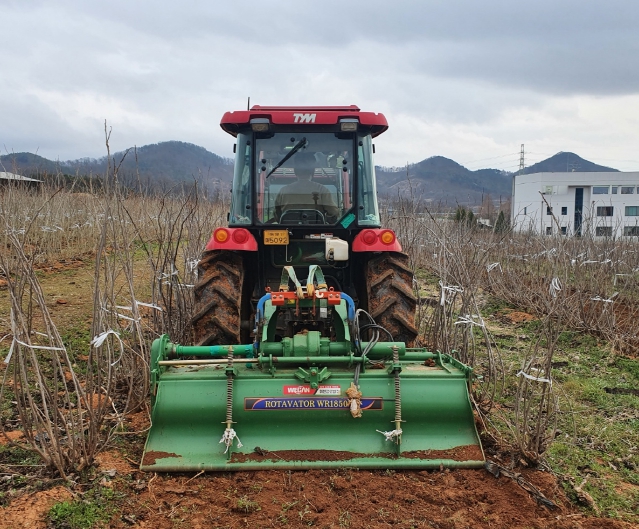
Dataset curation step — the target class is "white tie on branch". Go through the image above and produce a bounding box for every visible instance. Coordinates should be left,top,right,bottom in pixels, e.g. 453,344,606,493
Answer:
439,281,464,306
454,314,486,328
516,369,552,386
102,304,137,322
590,293,618,304
549,277,562,298
5,338,66,364
486,262,502,273
13,338,66,351
91,330,125,366
115,301,164,312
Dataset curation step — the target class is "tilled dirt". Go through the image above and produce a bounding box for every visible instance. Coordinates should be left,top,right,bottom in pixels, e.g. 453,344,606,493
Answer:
3,447,637,529
2,486,72,529
125,468,637,528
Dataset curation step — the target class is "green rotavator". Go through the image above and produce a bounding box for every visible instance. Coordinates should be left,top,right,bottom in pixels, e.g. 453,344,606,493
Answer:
141,106,484,471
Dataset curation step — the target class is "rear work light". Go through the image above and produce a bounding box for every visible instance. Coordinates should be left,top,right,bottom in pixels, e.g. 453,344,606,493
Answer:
250,118,270,132
339,118,358,132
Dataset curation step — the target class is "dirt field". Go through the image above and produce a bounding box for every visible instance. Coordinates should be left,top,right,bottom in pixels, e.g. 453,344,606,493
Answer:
2,432,636,529
1,260,638,528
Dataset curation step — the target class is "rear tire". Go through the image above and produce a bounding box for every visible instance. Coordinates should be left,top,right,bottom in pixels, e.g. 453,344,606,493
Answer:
191,250,244,346
365,252,418,346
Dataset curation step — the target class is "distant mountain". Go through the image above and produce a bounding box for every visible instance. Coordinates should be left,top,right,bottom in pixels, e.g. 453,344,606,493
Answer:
376,151,620,205
0,152,61,175
523,152,617,174
0,144,620,203
0,141,234,193
376,156,511,205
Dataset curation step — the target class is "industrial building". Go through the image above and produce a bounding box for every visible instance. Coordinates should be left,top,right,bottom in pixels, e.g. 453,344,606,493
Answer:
511,172,639,237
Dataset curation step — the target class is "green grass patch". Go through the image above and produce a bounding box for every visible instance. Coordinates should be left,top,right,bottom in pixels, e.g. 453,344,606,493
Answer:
0,443,42,466
60,325,92,362
487,319,639,522
48,486,120,529
480,295,518,316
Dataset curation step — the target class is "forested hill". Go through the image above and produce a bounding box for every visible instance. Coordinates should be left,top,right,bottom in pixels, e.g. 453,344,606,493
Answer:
376,156,512,205
523,152,617,174
0,141,233,193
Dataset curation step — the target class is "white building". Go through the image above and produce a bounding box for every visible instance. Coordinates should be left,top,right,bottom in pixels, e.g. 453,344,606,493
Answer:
512,172,639,237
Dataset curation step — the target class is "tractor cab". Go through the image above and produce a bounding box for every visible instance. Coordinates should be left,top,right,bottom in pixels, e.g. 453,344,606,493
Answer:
223,106,386,229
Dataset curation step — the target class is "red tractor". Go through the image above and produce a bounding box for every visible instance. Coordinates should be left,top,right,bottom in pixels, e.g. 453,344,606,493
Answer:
192,106,417,348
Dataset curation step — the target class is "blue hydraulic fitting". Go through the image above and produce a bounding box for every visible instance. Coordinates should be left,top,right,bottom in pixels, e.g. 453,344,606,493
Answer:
340,292,356,322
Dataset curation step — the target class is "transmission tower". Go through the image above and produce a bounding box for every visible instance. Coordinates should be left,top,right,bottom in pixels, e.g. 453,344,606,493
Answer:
519,144,525,174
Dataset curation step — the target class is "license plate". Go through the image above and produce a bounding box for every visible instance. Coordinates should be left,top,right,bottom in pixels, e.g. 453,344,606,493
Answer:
264,230,289,245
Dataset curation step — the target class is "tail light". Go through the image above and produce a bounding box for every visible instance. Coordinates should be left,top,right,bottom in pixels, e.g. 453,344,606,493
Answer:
214,228,229,243
361,230,378,245
352,229,402,252
232,229,249,244
206,227,258,251
380,230,396,245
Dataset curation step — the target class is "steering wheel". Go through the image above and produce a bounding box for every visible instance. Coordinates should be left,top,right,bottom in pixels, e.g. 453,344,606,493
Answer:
279,209,326,225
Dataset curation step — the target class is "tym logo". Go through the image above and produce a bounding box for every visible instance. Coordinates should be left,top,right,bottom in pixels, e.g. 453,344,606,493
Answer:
293,113,316,123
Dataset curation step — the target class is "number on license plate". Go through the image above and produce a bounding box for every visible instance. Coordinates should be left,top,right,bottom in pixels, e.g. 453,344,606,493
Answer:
264,230,289,245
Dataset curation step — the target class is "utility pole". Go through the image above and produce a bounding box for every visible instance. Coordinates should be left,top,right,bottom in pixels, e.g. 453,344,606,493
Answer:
512,144,524,226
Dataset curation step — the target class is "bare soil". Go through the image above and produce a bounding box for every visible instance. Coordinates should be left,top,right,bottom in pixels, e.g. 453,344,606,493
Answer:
5,445,637,529
498,309,537,324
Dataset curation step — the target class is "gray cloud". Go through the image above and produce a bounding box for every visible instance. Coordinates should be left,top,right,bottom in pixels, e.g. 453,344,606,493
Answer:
1,0,638,170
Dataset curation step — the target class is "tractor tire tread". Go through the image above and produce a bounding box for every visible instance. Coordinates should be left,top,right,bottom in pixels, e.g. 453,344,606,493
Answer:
191,250,244,346
365,252,418,346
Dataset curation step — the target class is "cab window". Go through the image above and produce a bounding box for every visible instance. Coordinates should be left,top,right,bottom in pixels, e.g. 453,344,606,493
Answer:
254,132,354,225
229,133,252,225
357,134,380,226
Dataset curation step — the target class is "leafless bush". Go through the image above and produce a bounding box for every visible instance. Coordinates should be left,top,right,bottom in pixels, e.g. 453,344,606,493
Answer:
0,196,111,476
484,231,639,355
0,130,229,474
125,188,227,344
385,205,506,414
511,314,561,464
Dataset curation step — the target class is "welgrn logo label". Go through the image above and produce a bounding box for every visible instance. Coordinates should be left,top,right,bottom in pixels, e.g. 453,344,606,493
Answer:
293,113,316,123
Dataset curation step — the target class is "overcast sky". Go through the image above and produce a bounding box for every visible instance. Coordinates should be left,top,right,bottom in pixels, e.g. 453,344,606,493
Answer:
2,0,639,172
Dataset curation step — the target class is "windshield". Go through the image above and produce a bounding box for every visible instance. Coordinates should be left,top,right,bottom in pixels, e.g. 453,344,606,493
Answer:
255,132,354,225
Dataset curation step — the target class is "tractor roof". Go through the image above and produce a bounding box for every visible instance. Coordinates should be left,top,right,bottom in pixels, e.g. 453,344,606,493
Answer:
220,105,388,137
